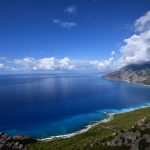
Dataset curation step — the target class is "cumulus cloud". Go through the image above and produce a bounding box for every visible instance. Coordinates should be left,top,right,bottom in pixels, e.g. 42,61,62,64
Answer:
118,10,150,68
14,57,74,71
59,57,74,70
134,10,150,32
65,5,77,15
0,51,115,72
53,19,77,29
0,64,5,70
89,51,115,69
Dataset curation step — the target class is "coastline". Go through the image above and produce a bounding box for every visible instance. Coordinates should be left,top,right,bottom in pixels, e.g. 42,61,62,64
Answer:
38,78,150,142
39,113,114,141
39,104,150,141
104,77,150,87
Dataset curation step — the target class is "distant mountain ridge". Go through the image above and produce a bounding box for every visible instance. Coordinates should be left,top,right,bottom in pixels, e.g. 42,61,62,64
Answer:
104,62,150,85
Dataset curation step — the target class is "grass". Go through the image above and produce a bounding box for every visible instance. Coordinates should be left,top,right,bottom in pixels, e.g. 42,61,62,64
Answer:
28,107,150,150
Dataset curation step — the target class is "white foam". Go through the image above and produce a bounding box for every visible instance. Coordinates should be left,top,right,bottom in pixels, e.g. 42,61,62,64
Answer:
39,113,114,141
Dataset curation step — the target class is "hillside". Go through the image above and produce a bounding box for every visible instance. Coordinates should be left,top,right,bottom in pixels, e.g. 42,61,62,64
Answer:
28,107,150,150
104,62,150,85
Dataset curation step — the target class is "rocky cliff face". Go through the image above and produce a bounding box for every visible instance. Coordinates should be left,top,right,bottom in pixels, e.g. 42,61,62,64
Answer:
104,62,150,85
0,132,37,150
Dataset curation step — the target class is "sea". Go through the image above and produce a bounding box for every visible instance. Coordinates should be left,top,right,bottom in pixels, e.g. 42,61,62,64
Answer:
0,73,150,139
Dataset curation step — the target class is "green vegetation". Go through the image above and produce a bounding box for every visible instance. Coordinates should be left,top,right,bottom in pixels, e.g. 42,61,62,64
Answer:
28,107,150,150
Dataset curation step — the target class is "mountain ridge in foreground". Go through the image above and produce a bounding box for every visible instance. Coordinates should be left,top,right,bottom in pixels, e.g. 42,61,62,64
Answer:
104,62,150,85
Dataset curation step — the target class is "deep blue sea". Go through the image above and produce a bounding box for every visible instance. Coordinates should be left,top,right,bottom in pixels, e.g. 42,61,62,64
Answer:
0,73,150,139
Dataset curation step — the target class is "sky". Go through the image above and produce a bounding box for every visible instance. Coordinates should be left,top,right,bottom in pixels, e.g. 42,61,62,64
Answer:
0,0,150,72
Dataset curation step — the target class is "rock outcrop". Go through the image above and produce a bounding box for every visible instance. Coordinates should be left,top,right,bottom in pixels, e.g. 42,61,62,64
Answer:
0,132,37,150
102,120,150,150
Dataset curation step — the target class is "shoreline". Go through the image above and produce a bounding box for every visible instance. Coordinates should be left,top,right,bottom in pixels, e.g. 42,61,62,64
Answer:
39,113,114,141
39,104,150,141
104,77,150,87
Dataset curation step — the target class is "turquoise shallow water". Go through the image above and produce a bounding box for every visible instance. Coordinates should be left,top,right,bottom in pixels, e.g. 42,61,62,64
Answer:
0,74,150,139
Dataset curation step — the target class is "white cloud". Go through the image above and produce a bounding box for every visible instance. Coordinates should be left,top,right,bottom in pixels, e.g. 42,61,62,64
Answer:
134,10,150,32
38,57,56,70
118,10,150,68
0,51,115,72
59,57,74,70
111,51,116,56
53,19,77,29
14,57,38,70
60,21,77,29
89,54,115,69
0,64,5,70
65,5,77,15
13,57,75,71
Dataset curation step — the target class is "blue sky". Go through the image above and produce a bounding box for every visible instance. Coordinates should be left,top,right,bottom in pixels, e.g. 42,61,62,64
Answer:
0,0,150,72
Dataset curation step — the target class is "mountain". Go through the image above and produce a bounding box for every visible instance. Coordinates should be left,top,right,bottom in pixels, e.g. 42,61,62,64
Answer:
104,62,150,85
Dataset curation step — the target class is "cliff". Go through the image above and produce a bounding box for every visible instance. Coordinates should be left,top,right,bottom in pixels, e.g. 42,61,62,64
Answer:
104,62,150,85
